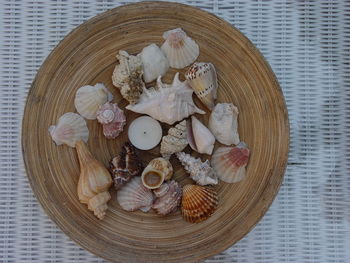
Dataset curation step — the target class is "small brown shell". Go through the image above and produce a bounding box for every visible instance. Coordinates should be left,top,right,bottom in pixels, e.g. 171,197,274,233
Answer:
181,184,218,223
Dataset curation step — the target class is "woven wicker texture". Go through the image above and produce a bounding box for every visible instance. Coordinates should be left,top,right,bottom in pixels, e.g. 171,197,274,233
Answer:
1,0,349,262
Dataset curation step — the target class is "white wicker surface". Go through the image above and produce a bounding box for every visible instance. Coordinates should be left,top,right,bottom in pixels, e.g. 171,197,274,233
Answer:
1,0,349,262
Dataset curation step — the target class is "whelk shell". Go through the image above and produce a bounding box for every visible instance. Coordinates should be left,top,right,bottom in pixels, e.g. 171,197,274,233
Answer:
187,116,215,155
152,180,182,216
141,157,173,189
160,120,188,159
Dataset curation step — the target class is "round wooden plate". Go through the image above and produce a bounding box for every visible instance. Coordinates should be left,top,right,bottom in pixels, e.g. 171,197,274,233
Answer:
22,2,289,262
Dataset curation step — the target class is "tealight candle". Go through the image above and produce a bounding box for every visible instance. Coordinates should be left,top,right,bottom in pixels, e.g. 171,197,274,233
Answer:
128,116,162,150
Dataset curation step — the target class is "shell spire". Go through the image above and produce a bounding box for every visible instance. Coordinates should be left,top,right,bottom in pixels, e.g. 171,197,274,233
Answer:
97,102,126,139
160,120,188,159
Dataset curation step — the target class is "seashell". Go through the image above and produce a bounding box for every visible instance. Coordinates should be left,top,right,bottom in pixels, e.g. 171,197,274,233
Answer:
117,177,154,212
97,102,126,139
49,112,89,148
112,50,145,104
74,83,113,120
141,158,173,189
152,180,182,216
176,152,218,186
161,28,199,69
187,116,215,155
209,103,240,145
185,62,218,110
110,142,143,190
211,142,250,183
181,184,218,223
126,73,205,125
139,43,169,83
76,141,112,219
160,120,188,159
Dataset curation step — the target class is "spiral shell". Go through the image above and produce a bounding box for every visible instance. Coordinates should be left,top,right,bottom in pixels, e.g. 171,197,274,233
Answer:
141,158,173,189
97,102,126,139
160,120,188,159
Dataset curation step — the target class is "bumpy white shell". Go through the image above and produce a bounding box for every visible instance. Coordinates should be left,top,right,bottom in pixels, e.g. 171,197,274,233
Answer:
211,142,250,183
139,44,169,83
161,28,199,69
141,157,173,189
74,83,113,119
126,73,205,125
187,116,215,155
160,120,188,159
117,177,154,212
49,112,89,147
176,152,218,186
185,62,218,110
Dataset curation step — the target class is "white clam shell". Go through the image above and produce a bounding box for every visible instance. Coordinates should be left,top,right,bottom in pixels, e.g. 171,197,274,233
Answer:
49,112,89,147
187,116,215,155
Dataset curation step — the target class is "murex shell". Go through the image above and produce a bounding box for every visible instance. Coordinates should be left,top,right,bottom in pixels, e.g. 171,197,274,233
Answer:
161,28,199,69
160,120,188,159
181,184,218,223
185,62,218,110
187,116,215,155
176,152,218,186
117,177,154,212
141,157,173,189
209,103,240,145
49,112,89,148
74,83,113,120
211,142,250,183
110,142,143,190
112,50,145,104
126,73,205,125
97,102,126,139
152,180,182,216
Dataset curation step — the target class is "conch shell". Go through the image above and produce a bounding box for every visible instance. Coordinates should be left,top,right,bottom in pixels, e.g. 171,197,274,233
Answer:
112,50,145,104
126,73,205,125
209,103,240,145
187,116,215,155
160,120,188,159
176,152,218,186
97,102,126,139
141,158,173,189
185,62,218,110
49,112,89,147
181,184,218,223
152,180,182,216
76,140,112,219
211,142,250,183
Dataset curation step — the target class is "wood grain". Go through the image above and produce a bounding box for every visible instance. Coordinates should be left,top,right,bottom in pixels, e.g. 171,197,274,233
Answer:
22,2,289,262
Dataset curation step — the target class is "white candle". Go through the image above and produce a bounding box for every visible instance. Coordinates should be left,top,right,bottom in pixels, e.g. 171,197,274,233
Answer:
128,116,162,150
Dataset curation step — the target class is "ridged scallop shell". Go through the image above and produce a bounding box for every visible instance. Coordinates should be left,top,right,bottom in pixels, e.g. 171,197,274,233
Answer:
185,62,218,110
160,120,188,159
152,180,182,216
117,177,154,212
161,28,199,69
49,112,89,148
74,83,113,119
126,73,205,125
176,152,218,186
181,185,218,223
97,102,126,139
139,43,169,83
209,103,239,145
211,142,250,183
187,116,215,155
141,158,173,189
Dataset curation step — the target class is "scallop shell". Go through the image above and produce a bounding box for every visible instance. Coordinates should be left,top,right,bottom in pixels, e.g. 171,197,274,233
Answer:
74,83,113,119
181,184,218,223
187,116,215,155
161,28,199,69
110,142,143,190
126,73,205,125
185,62,218,110
211,142,250,183
139,43,169,83
152,180,182,216
112,50,145,104
209,103,239,145
176,152,218,186
97,102,126,139
117,177,154,212
49,112,89,147
141,158,173,189
160,120,188,159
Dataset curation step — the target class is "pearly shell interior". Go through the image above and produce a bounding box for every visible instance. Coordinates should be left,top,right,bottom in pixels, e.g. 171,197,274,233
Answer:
142,171,164,189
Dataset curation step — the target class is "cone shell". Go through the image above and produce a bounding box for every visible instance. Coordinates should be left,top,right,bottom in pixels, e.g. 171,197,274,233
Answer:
181,185,218,223
141,158,173,189
187,116,215,155
211,142,250,183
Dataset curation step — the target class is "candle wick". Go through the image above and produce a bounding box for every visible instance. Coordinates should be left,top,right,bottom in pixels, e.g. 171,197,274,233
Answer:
144,131,146,134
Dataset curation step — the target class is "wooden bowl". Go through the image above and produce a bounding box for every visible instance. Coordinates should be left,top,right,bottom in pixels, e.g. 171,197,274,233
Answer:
22,2,289,262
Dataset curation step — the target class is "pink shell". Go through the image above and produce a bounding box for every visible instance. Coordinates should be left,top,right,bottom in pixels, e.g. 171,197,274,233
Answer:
97,102,126,139
152,180,182,216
